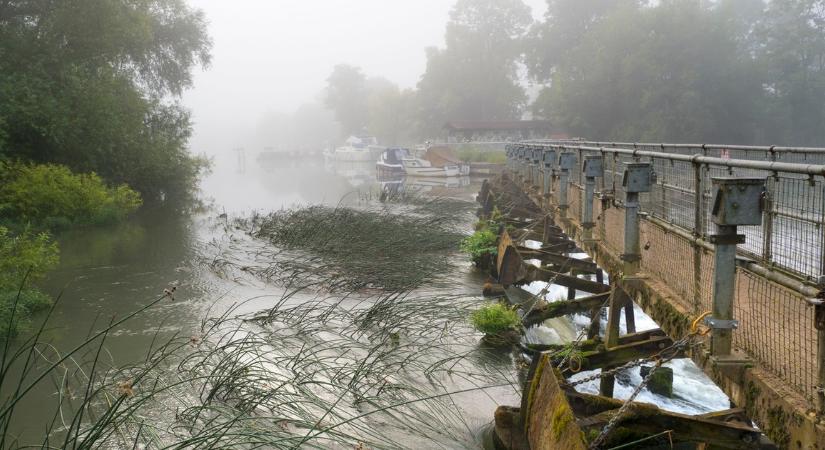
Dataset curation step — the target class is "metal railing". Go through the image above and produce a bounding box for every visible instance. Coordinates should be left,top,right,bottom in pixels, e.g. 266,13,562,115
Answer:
506,141,825,411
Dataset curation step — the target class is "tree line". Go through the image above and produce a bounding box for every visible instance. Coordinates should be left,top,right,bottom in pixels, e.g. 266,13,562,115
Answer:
322,0,825,147
0,0,212,203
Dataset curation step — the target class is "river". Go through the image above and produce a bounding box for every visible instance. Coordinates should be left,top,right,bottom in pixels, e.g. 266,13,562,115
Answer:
7,153,727,448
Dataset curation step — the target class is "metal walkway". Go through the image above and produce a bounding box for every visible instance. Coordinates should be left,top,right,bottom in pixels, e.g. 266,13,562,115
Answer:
486,141,825,449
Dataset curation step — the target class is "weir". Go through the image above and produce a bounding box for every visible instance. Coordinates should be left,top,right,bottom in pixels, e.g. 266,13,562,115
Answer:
478,141,825,449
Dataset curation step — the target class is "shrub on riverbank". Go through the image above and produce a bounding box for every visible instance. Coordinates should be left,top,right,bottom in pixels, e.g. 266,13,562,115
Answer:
470,302,520,335
456,147,506,164
0,162,142,230
0,227,59,338
460,229,498,267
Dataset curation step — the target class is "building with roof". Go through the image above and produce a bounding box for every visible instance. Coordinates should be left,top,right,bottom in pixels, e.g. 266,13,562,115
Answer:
443,120,568,143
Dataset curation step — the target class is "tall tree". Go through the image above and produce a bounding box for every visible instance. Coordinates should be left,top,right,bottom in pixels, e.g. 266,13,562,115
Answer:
527,0,765,143
324,64,369,136
0,0,212,202
416,0,532,137
755,0,825,145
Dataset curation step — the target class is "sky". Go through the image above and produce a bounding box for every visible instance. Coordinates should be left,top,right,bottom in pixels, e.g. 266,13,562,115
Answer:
181,0,548,156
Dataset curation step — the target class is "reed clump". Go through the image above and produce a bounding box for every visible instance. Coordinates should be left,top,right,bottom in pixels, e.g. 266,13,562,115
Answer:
235,200,469,291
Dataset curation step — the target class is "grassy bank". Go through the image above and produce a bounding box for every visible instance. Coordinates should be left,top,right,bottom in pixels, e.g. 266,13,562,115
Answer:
0,161,142,338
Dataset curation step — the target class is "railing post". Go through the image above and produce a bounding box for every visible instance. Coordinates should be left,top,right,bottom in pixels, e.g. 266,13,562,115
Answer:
817,305,825,415
693,162,704,312
519,147,530,185
582,155,603,241
542,148,556,199
817,183,825,415
621,163,654,276
557,152,576,219
531,148,541,190
706,177,766,357
762,176,774,264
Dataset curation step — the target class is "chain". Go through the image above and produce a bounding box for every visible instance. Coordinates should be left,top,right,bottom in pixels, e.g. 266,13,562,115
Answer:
586,334,697,449
567,356,649,387
588,358,665,449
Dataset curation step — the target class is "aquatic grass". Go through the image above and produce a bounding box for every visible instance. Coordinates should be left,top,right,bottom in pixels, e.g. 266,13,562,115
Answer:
0,192,525,449
0,277,520,449
231,201,470,292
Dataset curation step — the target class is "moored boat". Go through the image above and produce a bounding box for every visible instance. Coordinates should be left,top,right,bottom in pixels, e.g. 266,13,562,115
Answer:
376,148,410,176
327,135,385,162
401,157,461,177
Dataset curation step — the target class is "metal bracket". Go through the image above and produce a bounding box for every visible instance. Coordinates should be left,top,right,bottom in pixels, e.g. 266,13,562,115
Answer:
620,253,641,263
709,234,746,245
815,303,825,331
704,316,739,330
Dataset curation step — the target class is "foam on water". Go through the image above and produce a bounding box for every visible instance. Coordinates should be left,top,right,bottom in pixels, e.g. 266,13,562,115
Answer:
568,358,730,415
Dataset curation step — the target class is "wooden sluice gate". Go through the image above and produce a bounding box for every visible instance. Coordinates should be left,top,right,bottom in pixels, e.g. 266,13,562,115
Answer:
475,141,825,448
476,169,800,448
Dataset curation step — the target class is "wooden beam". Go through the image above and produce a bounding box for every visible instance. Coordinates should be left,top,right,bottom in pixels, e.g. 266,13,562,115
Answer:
573,336,676,371
523,292,611,327
515,249,598,274
576,405,769,449
524,266,610,294
525,329,667,353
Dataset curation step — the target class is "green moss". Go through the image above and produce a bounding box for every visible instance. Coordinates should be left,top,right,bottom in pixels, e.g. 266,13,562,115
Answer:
551,401,573,440
524,354,547,431
765,406,791,448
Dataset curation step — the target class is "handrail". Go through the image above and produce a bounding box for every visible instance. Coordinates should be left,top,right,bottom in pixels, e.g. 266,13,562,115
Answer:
517,143,825,176
525,139,825,155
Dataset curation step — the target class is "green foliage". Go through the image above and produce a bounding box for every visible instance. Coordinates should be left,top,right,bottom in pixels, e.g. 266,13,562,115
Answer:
470,302,521,335
0,226,59,338
0,162,142,229
456,147,507,164
527,0,825,145
460,229,498,263
0,0,212,203
324,65,416,144
416,0,532,137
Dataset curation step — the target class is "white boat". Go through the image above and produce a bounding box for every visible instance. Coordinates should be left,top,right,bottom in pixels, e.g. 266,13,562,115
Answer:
327,135,385,162
401,157,461,177
376,148,410,176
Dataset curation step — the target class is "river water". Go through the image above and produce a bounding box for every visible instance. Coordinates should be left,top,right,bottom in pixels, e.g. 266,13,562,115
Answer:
8,153,728,448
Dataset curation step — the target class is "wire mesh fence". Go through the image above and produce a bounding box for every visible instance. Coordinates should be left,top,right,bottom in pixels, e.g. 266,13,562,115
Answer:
735,269,818,403
505,141,825,410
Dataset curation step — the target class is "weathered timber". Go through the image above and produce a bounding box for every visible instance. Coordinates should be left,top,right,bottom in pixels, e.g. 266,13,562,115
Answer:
696,407,750,424
524,329,667,353
565,392,773,449
573,335,676,371
515,248,598,274
526,354,588,449
522,292,610,327
523,266,610,294
576,405,770,449
493,406,528,450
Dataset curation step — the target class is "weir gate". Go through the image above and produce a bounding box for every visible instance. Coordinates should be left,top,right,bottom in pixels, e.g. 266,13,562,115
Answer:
480,141,825,449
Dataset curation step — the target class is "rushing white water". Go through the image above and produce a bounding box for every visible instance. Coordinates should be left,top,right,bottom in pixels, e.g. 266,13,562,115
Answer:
516,242,730,415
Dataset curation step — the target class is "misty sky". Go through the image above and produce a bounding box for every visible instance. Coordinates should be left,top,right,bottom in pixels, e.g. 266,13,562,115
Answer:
181,0,547,156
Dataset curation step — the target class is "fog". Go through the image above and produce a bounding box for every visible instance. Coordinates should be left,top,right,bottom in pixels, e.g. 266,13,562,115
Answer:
182,0,547,157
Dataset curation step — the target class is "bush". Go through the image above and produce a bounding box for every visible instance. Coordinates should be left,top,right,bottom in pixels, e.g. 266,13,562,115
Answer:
0,226,59,338
470,303,521,335
456,147,506,164
0,161,142,229
460,229,498,265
